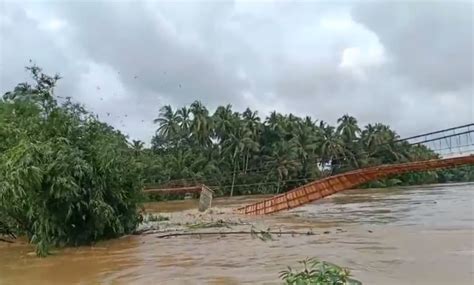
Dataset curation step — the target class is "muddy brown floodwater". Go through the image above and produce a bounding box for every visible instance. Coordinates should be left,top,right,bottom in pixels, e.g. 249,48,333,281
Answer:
1,183,473,285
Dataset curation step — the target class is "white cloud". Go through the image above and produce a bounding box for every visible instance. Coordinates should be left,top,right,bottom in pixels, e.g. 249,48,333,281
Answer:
39,18,67,31
339,45,386,80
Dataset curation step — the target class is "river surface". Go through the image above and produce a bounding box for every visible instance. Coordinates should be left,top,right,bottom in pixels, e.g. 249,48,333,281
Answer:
1,183,473,284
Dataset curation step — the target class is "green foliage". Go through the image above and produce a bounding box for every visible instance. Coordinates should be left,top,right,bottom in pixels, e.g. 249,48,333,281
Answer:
0,66,143,256
146,102,471,197
436,165,474,183
144,214,169,222
279,258,362,285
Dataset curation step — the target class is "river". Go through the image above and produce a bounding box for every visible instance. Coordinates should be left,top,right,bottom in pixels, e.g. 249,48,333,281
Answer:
1,183,473,284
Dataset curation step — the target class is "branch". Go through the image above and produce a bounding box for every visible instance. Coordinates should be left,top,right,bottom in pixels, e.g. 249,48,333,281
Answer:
0,237,14,243
155,230,317,239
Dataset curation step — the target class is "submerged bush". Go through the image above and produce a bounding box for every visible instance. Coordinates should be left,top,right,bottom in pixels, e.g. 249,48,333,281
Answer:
279,258,362,285
0,66,143,255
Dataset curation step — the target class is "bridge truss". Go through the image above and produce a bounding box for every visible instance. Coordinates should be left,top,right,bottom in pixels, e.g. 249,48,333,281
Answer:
400,123,473,157
236,123,474,215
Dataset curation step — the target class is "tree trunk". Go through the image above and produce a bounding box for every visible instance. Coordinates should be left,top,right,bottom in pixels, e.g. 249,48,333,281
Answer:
244,150,250,173
276,177,281,194
230,162,237,197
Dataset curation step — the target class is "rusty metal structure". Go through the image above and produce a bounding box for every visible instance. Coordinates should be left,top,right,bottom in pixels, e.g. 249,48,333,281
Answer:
236,155,474,215
144,184,214,212
144,185,205,195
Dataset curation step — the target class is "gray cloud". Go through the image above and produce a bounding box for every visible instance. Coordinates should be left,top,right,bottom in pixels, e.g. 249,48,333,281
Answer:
0,4,86,98
55,1,249,104
0,0,472,142
352,1,473,92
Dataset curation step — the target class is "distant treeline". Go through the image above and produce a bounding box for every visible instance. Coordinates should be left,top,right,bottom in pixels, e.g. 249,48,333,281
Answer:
138,100,473,196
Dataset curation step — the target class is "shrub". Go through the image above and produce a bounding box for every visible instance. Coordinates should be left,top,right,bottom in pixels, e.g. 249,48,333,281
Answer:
145,214,170,222
279,258,362,285
0,66,143,256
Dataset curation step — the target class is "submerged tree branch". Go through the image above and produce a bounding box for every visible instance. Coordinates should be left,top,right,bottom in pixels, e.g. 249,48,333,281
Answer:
0,237,15,243
154,230,317,239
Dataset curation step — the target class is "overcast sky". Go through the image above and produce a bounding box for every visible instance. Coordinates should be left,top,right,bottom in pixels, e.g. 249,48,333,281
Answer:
1,0,472,142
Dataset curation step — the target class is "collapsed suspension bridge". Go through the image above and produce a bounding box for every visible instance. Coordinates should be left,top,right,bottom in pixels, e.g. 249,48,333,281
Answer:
236,123,474,215
144,124,474,215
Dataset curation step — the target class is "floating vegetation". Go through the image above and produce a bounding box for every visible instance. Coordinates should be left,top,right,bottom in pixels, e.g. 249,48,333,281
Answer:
144,214,170,222
279,258,362,285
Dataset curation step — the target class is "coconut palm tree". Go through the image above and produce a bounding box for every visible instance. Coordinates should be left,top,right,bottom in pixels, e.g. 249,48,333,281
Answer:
292,123,320,178
242,108,261,172
190,101,212,147
130,140,144,156
176,106,191,133
153,105,179,141
213,104,234,143
361,123,404,164
337,114,361,143
319,125,346,168
221,121,258,196
265,140,300,193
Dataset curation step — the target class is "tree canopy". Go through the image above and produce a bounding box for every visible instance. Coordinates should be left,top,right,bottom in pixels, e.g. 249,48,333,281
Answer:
143,102,473,196
0,66,143,255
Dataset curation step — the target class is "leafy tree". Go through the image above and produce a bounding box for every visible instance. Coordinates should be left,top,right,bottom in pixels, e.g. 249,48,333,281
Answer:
337,114,360,143
0,66,142,256
153,105,180,143
131,140,144,156
190,101,212,147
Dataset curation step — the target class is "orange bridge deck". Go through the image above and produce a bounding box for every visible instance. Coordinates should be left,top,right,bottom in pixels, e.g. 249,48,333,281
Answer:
236,155,474,215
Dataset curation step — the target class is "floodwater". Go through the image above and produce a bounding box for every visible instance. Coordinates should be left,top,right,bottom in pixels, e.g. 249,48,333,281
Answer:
1,183,473,285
